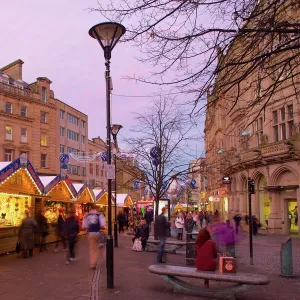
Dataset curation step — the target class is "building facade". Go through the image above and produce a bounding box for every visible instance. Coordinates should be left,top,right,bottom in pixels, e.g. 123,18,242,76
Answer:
204,3,300,235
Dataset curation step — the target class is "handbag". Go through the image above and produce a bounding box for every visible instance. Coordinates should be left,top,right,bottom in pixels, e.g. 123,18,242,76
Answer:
15,241,21,254
99,231,107,248
219,252,236,273
132,239,143,252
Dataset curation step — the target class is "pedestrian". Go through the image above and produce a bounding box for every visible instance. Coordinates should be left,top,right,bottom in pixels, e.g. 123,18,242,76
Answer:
132,218,149,250
55,208,67,252
199,211,204,228
117,211,125,234
144,208,153,233
294,206,298,226
195,228,218,288
64,209,79,265
185,212,194,241
252,215,259,235
175,212,185,240
82,203,106,269
18,210,37,258
36,209,49,252
154,207,170,263
233,214,242,234
204,211,210,227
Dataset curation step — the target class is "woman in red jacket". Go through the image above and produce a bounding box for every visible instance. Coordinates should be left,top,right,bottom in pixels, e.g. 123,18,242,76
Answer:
195,228,218,288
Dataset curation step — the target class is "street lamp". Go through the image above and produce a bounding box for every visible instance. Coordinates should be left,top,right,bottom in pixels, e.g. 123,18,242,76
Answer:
89,22,126,289
111,124,123,248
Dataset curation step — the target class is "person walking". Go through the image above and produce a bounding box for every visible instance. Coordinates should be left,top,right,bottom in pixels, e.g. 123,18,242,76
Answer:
117,211,126,234
64,209,79,264
185,212,194,241
55,208,67,252
18,210,37,258
204,211,210,227
36,209,48,252
199,211,204,228
175,212,185,240
144,208,153,233
154,207,170,263
233,214,242,234
82,203,106,269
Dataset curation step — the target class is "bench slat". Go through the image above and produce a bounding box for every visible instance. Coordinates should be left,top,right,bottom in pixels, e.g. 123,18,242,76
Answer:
148,265,270,285
147,240,186,245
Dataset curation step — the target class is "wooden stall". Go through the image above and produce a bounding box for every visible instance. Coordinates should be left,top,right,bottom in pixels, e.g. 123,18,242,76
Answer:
94,189,116,223
0,157,44,254
39,175,77,244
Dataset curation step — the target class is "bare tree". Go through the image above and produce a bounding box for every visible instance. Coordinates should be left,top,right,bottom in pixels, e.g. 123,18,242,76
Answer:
92,0,300,123
126,96,200,217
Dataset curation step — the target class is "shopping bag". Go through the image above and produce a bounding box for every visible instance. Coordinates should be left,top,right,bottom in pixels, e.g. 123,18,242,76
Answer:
171,228,178,237
132,239,143,252
15,241,21,254
219,252,236,273
99,231,107,248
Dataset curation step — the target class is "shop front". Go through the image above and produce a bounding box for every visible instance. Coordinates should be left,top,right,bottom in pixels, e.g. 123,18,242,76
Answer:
0,157,44,254
40,175,77,243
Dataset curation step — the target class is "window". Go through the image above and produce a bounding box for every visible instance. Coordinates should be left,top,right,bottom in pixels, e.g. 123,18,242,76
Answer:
101,170,104,176
4,149,13,162
41,112,47,123
96,165,100,176
41,154,47,168
67,129,79,141
272,111,279,142
60,127,65,136
89,163,93,175
67,147,79,154
280,107,285,122
60,110,65,119
20,106,27,117
68,165,80,175
281,123,287,140
288,104,293,120
255,117,263,146
5,102,12,113
41,87,47,102
81,120,85,128
5,125,12,140
21,128,27,143
60,144,65,153
41,133,47,146
68,113,79,126
82,167,86,176
81,135,85,144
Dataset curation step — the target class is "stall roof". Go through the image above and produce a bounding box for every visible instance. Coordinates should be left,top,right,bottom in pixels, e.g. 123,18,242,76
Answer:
116,194,133,206
73,183,84,193
0,158,44,194
93,189,105,200
73,183,94,202
41,175,77,198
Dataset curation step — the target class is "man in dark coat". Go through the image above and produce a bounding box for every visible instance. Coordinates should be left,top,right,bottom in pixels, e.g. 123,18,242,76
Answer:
233,214,242,234
64,209,79,264
36,209,48,252
144,208,153,232
154,207,170,263
132,219,149,250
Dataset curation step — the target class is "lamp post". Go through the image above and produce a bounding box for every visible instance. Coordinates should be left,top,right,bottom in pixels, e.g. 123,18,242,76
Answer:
111,124,123,248
89,22,126,289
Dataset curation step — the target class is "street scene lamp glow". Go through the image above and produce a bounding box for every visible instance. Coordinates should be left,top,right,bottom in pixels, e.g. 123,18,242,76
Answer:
89,22,126,60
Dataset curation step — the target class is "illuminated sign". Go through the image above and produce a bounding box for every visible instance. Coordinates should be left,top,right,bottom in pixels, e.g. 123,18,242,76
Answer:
222,176,231,184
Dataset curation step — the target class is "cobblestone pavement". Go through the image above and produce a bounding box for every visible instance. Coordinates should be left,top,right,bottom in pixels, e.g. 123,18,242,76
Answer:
0,236,94,300
99,234,300,300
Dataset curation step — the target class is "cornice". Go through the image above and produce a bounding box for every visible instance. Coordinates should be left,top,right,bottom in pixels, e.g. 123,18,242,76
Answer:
0,111,34,122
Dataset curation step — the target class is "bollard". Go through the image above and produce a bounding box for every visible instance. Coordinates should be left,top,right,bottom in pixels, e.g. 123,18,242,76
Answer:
226,229,236,257
186,233,195,265
280,237,293,277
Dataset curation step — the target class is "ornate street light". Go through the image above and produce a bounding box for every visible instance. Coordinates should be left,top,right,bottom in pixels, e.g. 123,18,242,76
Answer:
111,124,123,248
89,22,126,289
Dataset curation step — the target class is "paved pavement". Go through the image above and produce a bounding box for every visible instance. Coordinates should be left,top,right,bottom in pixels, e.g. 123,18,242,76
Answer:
0,236,94,300
98,234,300,300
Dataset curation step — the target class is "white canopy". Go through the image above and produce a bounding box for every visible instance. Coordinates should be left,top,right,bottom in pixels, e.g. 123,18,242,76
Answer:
73,183,84,193
39,176,56,187
0,161,10,170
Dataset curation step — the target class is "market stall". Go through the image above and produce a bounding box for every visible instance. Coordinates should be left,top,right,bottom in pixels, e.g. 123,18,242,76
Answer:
94,189,115,223
136,200,153,218
73,183,95,233
39,174,77,243
116,194,134,229
0,156,44,254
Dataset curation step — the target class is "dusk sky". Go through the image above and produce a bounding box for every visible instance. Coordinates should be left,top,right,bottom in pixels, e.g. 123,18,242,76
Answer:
1,0,205,157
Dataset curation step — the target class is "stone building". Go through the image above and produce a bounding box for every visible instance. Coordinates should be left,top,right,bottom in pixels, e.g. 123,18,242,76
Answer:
204,2,300,235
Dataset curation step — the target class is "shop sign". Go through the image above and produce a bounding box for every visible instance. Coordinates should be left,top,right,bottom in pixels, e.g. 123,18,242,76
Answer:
209,196,214,202
213,197,220,202
107,164,115,180
220,189,226,195
222,176,231,184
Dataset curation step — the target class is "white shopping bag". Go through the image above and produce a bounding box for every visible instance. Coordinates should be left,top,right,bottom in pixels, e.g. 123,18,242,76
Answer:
132,239,143,252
